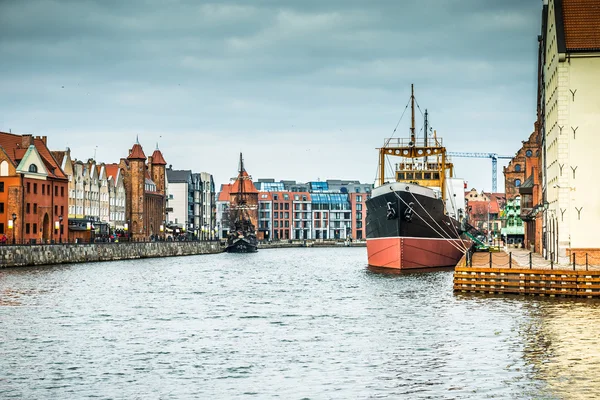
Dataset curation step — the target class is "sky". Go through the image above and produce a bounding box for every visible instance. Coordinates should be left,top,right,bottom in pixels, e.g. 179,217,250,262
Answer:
0,0,543,193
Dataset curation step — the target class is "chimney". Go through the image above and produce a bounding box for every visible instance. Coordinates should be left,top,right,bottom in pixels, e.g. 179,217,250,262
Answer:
41,136,47,145
22,134,34,148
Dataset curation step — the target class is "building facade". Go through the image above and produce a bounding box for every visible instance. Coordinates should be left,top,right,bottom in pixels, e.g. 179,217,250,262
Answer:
119,141,167,240
542,0,600,262
0,133,69,244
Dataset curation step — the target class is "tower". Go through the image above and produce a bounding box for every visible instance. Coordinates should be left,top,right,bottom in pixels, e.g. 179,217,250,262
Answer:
126,141,147,239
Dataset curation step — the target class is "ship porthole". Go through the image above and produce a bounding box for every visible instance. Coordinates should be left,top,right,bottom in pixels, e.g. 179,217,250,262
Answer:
426,149,431,154
388,149,393,154
403,150,408,155
417,149,423,155
395,150,400,155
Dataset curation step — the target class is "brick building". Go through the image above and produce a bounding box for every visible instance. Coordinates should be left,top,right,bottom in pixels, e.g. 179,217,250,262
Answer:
0,132,69,244
118,140,167,240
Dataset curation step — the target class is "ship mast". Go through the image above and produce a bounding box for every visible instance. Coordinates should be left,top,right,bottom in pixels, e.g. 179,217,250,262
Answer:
410,84,415,146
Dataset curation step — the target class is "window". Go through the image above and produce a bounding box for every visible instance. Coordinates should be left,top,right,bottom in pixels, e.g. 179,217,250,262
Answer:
33,203,37,214
356,195,362,202
28,164,38,173
0,203,3,213
26,203,30,214
0,223,3,234
27,182,30,193
33,223,37,234
55,186,58,196
33,183,37,194
356,204,362,211
42,185,45,195
526,150,532,157
26,223,30,234
61,187,64,197
515,179,521,187
515,164,521,172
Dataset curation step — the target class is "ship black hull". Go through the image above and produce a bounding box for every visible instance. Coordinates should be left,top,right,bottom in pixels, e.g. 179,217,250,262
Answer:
226,237,258,253
366,185,467,269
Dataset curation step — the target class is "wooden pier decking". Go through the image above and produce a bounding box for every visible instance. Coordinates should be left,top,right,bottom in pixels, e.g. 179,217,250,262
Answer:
453,249,600,298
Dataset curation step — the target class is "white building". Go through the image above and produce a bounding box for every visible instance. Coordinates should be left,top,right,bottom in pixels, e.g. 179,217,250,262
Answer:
543,0,600,262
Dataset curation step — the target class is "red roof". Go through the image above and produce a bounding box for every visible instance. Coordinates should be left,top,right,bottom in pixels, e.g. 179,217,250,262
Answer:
128,143,146,160
469,200,499,215
0,132,67,179
151,149,167,165
104,163,121,180
231,170,258,194
218,184,233,201
563,0,600,51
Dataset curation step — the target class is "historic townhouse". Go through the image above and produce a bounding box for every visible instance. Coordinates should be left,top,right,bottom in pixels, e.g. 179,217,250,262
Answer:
104,164,127,233
0,132,69,244
542,0,600,262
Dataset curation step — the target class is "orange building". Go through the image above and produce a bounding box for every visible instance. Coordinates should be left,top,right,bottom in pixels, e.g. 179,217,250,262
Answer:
0,132,69,244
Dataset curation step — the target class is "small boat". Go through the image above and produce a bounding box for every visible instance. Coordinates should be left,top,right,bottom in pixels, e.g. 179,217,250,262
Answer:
225,153,258,253
365,85,470,270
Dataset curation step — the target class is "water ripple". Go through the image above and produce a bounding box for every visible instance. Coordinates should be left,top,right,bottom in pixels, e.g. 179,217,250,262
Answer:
1,248,600,399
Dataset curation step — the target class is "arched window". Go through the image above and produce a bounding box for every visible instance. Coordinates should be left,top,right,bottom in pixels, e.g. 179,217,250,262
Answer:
28,164,38,173
515,179,521,187
526,150,533,157
0,160,8,176
515,164,521,172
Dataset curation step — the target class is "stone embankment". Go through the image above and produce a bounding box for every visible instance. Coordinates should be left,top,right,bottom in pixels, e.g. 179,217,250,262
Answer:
0,241,223,268
258,240,366,249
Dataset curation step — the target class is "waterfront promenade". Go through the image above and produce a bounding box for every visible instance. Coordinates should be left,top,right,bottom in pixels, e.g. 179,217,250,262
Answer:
454,247,600,298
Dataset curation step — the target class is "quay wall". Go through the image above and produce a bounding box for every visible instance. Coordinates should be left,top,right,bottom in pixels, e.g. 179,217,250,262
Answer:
0,241,222,268
258,240,366,249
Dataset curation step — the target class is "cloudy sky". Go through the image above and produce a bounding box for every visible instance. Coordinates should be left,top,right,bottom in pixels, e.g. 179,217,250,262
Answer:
1,0,542,192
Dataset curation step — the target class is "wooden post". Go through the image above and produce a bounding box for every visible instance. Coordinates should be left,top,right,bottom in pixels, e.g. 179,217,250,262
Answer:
551,254,554,270
489,251,492,268
586,253,589,271
529,252,532,269
509,252,512,269
573,252,576,271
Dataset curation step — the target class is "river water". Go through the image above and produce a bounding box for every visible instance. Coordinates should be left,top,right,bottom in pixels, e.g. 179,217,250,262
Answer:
1,248,600,399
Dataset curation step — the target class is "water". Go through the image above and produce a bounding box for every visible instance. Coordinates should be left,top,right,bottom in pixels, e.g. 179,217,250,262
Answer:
1,248,600,399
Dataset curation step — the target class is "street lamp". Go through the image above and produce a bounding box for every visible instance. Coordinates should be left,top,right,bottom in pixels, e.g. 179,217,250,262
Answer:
11,212,17,245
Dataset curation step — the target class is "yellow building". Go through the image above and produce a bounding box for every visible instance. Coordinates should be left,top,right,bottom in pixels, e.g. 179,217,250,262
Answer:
543,0,600,263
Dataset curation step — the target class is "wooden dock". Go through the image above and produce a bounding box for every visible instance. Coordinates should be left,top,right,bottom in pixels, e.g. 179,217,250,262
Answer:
453,251,600,298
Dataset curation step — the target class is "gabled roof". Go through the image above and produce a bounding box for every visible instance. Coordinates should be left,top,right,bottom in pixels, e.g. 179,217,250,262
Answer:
0,131,67,179
562,0,600,51
151,149,167,165
104,163,121,181
128,143,146,160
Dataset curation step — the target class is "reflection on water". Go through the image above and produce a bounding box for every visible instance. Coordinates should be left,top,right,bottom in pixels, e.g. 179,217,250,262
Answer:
519,300,600,400
1,248,600,399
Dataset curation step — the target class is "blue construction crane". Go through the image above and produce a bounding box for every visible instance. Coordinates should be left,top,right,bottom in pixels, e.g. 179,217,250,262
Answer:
446,152,513,192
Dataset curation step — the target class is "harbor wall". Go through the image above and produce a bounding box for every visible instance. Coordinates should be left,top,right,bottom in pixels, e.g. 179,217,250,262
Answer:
0,241,222,268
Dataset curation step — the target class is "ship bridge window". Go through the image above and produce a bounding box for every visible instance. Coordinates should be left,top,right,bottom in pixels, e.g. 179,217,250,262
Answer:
424,172,432,180
397,172,405,180
433,172,440,179
406,172,414,180
414,172,423,180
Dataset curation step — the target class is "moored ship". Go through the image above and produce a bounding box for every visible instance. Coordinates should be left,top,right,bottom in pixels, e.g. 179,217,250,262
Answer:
225,153,258,253
366,85,470,269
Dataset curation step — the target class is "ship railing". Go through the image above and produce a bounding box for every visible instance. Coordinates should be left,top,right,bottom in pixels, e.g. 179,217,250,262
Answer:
382,138,444,148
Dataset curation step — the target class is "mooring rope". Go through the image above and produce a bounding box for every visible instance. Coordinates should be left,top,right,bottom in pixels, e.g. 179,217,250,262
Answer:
408,191,469,253
389,188,466,254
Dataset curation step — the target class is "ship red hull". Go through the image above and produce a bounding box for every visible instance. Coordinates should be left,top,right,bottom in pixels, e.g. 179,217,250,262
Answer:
367,237,466,270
